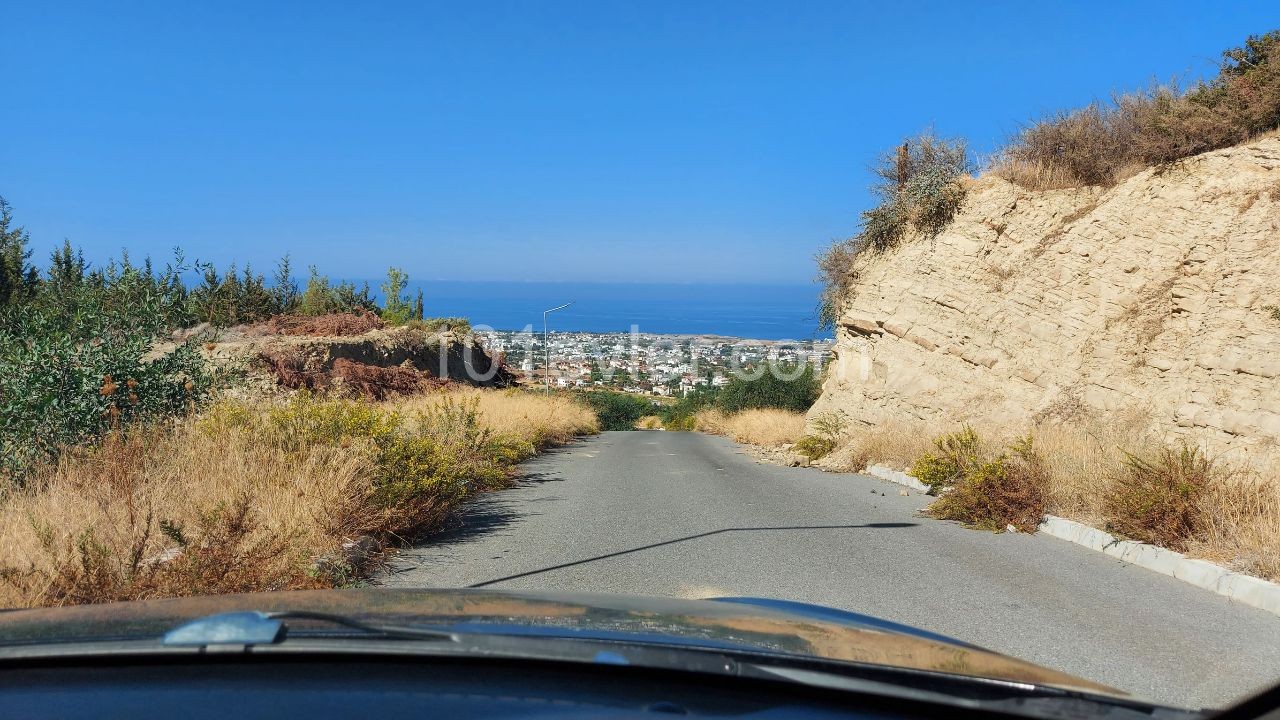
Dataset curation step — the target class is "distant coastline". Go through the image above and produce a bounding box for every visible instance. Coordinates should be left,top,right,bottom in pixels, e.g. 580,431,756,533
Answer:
380,280,831,341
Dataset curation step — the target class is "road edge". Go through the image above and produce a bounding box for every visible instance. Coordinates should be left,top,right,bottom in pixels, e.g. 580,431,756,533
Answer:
863,465,1280,617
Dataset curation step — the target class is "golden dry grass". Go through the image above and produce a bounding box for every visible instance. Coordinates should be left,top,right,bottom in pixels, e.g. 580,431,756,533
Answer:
823,412,1280,579
0,388,597,608
391,387,599,448
821,419,943,473
635,415,664,430
694,408,806,446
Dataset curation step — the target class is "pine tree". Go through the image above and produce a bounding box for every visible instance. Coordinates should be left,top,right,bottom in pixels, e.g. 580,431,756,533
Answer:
0,197,38,308
271,254,299,315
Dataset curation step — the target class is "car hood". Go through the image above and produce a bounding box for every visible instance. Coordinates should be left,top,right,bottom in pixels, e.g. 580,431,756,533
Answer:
0,588,1122,698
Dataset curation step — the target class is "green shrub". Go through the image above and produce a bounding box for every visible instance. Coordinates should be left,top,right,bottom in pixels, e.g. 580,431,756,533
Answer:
574,390,654,431
1,269,218,484
794,410,849,460
1103,446,1215,551
794,434,836,460
242,394,524,513
656,386,718,431
929,436,1048,533
661,414,697,431
910,426,982,492
716,364,820,414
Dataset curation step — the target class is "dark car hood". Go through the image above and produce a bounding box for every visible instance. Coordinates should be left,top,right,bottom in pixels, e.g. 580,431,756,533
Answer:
0,588,1122,698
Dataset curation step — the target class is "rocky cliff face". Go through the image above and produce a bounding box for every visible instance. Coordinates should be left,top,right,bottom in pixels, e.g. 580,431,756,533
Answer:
811,136,1280,457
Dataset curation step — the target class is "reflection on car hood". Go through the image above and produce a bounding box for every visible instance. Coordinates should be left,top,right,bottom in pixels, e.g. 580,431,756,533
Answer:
0,588,1122,697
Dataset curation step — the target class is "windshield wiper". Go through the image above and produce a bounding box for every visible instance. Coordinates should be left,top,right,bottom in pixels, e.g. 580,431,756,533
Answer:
162,611,459,647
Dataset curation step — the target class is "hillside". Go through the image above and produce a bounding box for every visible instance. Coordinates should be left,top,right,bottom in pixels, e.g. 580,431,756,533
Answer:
811,135,1280,460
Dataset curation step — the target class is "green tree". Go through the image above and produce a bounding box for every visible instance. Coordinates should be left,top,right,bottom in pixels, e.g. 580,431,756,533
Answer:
271,254,300,314
380,266,413,325
297,266,337,316
0,197,38,308
717,364,821,413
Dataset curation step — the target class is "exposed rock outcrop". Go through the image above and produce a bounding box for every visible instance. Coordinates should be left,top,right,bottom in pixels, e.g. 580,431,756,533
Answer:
811,136,1280,457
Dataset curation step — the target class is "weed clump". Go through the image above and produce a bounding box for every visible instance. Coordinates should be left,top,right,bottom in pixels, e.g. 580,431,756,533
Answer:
794,411,849,461
818,132,971,327
1103,446,1216,551
910,426,982,492
929,436,1049,533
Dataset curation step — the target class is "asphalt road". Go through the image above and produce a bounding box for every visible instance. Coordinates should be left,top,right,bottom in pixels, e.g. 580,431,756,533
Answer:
381,431,1280,709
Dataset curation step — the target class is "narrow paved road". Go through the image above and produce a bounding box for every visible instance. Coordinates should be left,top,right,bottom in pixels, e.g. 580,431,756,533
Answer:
381,431,1280,709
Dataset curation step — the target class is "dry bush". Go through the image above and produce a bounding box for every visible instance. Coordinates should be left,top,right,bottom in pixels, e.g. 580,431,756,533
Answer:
1030,414,1155,526
0,389,596,608
1103,446,1217,551
929,437,1049,533
994,31,1280,190
636,415,664,430
998,104,1126,188
330,358,444,400
694,408,805,446
256,309,385,337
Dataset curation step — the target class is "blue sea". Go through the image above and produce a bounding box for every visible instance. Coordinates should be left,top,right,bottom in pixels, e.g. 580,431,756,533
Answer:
390,281,829,341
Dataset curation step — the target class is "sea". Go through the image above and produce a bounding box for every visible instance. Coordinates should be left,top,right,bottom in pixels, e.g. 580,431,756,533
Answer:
389,281,830,341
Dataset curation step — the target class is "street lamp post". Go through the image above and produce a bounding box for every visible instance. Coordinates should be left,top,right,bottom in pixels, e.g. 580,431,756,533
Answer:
542,301,574,393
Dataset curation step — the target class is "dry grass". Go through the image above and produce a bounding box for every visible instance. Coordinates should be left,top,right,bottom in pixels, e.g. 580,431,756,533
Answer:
391,387,599,449
0,388,597,608
816,412,1278,578
1190,472,1280,580
992,31,1280,191
694,408,806,446
1030,414,1155,526
636,415,664,430
820,419,944,473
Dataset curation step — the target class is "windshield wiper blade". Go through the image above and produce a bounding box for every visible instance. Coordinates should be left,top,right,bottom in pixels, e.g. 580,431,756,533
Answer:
162,611,458,647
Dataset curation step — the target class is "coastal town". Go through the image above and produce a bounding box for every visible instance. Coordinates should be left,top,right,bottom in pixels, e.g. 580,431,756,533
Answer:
475,329,834,396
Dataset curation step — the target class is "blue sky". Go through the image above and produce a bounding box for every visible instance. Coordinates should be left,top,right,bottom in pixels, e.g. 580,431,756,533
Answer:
2,1,1274,284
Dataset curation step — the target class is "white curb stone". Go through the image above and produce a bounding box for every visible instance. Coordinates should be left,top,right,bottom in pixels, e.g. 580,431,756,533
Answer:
862,466,1280,617
865,465,930,492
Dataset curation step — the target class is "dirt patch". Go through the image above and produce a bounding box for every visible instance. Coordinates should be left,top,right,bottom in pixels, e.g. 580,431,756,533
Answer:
260,350,448,400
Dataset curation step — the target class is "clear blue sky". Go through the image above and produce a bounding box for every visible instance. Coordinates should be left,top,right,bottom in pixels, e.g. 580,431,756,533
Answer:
2,1,1274,284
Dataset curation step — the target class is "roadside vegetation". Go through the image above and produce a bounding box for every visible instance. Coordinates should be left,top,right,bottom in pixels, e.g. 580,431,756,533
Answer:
817,132,971,327
0,198,468,485
815,419,1280,581
0,389,597,607
994,30,1280,190
0,199,600,607
817,30,1280,326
